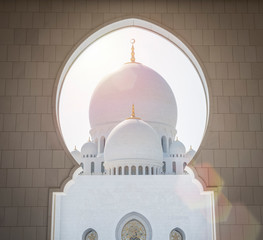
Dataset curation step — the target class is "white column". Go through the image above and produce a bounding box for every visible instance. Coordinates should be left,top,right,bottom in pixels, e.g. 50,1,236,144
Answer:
98,140,101,154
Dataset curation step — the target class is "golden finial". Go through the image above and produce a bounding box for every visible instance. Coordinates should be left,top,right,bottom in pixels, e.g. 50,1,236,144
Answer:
190,145,192,150
131,104,135,118
127,104,141,120
176,137,178,141
74,145,77,150
130,39,135,62
88,137,91,142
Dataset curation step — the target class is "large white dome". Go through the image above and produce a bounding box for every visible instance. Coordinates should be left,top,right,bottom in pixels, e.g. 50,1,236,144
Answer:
104,118,163,163
89,63,177,129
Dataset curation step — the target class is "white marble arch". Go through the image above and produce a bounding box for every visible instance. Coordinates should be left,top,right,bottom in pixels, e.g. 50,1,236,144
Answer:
53,17,210,167
170,227,185,240
115,212,152,240
50,17,216,240
82,228,98,240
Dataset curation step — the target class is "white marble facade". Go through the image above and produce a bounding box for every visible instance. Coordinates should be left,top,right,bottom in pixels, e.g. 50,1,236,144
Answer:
54,175,215,240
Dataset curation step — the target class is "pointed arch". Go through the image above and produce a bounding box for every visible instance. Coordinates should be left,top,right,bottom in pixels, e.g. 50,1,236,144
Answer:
170,228,185,240
115,212,152,240
100,136,105,153
82,228,98,240
91,162,95,174
161,136,167,153
51,17,215,240
162,161,166,173
138,166,143,175
131,166,136,175
124,166,129,175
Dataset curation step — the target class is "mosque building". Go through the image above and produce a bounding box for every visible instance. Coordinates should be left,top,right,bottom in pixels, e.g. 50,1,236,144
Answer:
52,41,215,240
72,40,195,177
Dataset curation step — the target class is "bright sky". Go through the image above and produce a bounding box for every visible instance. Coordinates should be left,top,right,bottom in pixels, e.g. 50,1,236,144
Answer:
59,27,207,153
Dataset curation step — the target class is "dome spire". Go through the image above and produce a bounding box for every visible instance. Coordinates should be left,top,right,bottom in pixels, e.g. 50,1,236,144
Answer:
130,39,135,62
127,104,141,120
131,104,135,118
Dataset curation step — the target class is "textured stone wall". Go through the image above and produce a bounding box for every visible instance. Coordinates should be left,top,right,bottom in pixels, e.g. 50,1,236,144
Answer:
0,0,262,239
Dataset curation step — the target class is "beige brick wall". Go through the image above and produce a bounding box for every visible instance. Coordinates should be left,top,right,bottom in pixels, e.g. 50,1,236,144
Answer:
0,0,262,239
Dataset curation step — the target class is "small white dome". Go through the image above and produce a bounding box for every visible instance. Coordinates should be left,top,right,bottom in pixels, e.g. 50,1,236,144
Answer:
81,141,97,156
170,139,186,155
185,146,196,160
104,118,163,163
71,148,81,163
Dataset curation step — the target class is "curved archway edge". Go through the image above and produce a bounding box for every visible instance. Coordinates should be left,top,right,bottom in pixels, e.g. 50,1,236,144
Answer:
53,17,212,190
50,17,217,240
115,212,152,240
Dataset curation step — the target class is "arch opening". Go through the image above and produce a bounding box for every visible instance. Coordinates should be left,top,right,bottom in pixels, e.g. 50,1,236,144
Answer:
116,212,152,240
82,228,98,240
50,18,215,240
170,228,185,240
56,19,209,163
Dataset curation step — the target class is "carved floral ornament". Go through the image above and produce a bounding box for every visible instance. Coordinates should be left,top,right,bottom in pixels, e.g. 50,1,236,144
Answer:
85,230,98,240
170,229,183,240
121,219,146,240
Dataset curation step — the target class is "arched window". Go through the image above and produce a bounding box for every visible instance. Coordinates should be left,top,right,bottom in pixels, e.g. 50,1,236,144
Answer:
170,228,185,240
118,166,122,175
151,167,154,175
113,167,116,175
161,136,167,153
162,161,166,173
124,166,129,175
116,212,152,240
138,166,143,175
183,162,187,169
91,162,94,174
87,154,89,157
145,166,149,175
82,228,98,240
173,162,176,173
101,162,104,173
169,137,172,151
131,166,136,175
80,162,84,170
109,169,111,175
100,136,105,153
